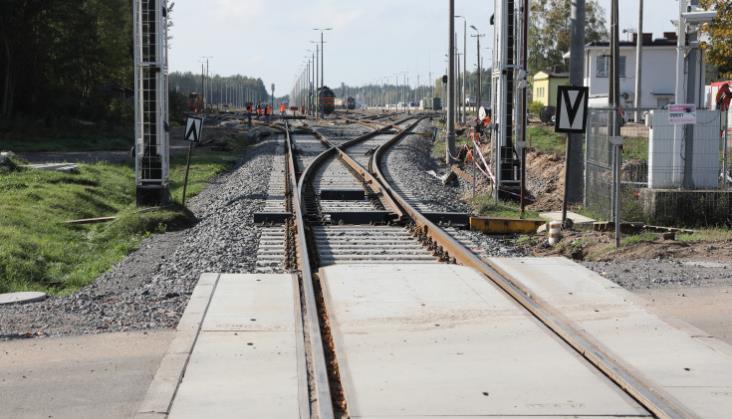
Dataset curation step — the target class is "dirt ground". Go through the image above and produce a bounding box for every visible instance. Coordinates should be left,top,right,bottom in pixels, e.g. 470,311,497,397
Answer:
0,330,174,419
525,150,565,212
634,286,732,347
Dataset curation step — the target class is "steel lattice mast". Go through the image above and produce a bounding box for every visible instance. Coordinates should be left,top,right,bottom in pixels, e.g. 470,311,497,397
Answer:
133,0,170,206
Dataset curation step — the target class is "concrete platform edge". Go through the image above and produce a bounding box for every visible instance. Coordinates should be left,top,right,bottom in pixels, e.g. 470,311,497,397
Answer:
134,273,221,418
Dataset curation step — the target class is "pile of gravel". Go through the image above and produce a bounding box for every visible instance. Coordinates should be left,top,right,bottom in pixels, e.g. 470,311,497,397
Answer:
0,140,278,339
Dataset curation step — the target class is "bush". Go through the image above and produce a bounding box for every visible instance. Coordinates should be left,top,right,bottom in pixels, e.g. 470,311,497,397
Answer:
528,100,545,117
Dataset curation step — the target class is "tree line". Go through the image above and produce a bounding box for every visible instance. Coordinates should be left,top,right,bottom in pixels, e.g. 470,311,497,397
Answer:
0,0,134,127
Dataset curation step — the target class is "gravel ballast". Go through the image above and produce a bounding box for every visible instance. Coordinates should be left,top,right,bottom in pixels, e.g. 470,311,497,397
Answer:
382,119,522,258
583,260,732,290
0,139,278,339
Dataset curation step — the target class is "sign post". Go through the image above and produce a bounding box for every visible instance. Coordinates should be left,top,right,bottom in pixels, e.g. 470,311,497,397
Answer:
182,116,204,207
555,86,589,225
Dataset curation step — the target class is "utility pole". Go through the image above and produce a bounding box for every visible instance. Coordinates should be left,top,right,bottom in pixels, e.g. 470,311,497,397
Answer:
314,28,332,118
271,83,275,116
454,34,459,121
456,16,467,123
311,42,320,118
455,32,460,124
634,0,644,122
518,0,529,215
463,18,467,122
610,0,621,247
683,0,702,189
447,0,456,164
673,0,688,187
471,26,485,112
567,0,585,203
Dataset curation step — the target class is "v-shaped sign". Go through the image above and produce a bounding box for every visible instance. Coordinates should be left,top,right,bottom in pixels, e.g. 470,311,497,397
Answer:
185,117,204,143
555,86,589,134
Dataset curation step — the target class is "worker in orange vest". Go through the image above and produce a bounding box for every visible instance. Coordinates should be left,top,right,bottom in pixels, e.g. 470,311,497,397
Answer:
279,103,286,115
265,104,272,122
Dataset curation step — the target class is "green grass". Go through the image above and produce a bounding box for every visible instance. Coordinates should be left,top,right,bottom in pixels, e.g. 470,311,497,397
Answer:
0,144,245,295
469,192,541,219
677,228,732,243
528,126,566,155
620,232,659,246
623,136,648,161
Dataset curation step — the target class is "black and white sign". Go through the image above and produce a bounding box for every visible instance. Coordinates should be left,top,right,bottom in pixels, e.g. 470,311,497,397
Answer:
554,86,589,134
184,116,204,143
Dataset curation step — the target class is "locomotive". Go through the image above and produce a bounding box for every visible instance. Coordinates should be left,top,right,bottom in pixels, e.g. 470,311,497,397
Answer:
318,86,336,115
346,97,356,110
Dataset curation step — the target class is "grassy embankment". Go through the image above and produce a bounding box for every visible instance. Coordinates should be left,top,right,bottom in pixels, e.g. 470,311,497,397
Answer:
0,138,249,295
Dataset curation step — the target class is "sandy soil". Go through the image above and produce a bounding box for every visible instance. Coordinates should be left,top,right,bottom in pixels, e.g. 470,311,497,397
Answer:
0,330,174,419
633,286,732,347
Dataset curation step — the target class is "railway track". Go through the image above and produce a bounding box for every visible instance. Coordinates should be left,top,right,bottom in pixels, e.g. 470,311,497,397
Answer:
276,114,693,418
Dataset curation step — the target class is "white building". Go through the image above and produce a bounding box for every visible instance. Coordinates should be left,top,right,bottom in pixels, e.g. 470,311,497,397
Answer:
567,33,678,110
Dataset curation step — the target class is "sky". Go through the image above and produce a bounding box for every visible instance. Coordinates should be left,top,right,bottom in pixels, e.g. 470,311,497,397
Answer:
169,0,680,96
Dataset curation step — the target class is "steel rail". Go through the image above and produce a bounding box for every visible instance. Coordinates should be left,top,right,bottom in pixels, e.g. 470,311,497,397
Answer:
284,121,335,419
368,118,695,419
307,120,416,221
289,117,407,418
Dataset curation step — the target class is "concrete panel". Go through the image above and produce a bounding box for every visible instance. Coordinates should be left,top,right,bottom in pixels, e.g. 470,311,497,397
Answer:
321,264,649,418
167,273,303,419
201,273,296,332
168,332,299,419
489,257,732,418
139,273,304,419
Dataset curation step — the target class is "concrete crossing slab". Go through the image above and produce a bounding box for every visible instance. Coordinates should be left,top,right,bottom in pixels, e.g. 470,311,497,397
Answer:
489,257,732,419
138,273,305,419
320,264,650,418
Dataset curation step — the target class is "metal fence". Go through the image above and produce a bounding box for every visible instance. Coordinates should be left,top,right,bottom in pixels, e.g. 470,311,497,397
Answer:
584,107,732,227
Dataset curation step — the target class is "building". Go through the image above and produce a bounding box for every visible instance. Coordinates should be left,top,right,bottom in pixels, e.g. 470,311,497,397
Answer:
567,33,678,110
531,71,569,107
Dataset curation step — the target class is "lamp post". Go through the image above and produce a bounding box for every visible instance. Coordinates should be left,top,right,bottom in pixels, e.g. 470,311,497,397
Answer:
470,26,485,113
310,41,320,118
313,28,333,118
447,0,456,165
456,15,467,124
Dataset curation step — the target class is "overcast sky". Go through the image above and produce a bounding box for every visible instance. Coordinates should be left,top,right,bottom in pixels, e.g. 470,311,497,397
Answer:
169,0,679,95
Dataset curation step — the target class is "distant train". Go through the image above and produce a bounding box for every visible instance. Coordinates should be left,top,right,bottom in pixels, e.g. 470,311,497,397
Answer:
420,97,442,111
319,86,336,115
346,97,356,110
334,96,357,110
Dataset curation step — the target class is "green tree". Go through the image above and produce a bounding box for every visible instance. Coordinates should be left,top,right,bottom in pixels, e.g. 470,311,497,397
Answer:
528,0,608,76
700,0,732,78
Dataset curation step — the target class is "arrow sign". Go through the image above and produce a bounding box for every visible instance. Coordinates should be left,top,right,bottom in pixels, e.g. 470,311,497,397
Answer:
555,86,589,134
184,116,204,143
